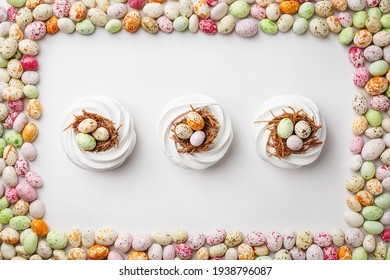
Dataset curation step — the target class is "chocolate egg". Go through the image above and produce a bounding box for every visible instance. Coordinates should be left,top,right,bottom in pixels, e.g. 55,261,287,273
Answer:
186,111,205,131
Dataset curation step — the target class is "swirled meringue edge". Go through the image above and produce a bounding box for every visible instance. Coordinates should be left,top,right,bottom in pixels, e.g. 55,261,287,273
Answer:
158,94,233,170
61,96,137,171
253,95,326,169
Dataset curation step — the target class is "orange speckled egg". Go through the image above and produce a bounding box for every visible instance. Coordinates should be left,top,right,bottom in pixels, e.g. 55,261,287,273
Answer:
68,228,82,248
88,245,109,260
354,29,373,48
332,0,347,11
26,0,43,9
123,11,141,33
127,251,149,260
279,1,299,14
365,77,389,95
9,24,23,42
356,190,374,206
27,99,42,120
237,244,255,260
69,2,87,22
22,123,38,143
196,247,209,260
46,16,59,35
366,178,383,196
186,111,205,131
194,0,210,19
337,246,352,260
31,219,49,237
69,248,87,260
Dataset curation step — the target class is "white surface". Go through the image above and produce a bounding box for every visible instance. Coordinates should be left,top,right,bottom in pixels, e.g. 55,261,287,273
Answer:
35,28,353,233
253,95,326,169
62,96,137,171
158,94,233,170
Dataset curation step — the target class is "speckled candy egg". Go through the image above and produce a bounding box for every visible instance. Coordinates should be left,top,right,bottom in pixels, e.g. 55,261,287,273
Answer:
313,232,332,247
22,71,39,85
366,17,382,33
306,244,324,260
365,77,389,95
163,244,175,260
75,133,96,151
164,3,179,20
370,95,390,111
345,228,364,247
0,38,18,59
69,2,87,22
309,18,329,38
175,243,192,259
348,0,366,11
353,67,370,88
266,230,283,252
196,247,209,260
21,143,37,161
245,231,265,246
373,31,390,47
286,135,303,151
266,3,280,21
114,232,132,253
277,14,294,32
53,0,71,18
21,57,37,73
282,230,296,250
123,11,141,33
354,29,373,48
376,165,390,180
174,123,193,140
296,231,313,250
194,0,210,19
352,115,368,135
323,245,338,260
5,187,18,203
7,59,23,79
235,19,258,37
143,3,164,19
16,181,37,202
250,4,266,20
338,12,353,27
289,246,306,260
91,127,109,141
88,245,108,260
352,91,368,114
57,18,75,33
29,200,44,219
24,21,46,41
206,228,226,245
95,228,118,246
15,158,29,177
187,232,205,250
8,7,18,23
78,118,97,134
18,40,40,56
350,136,364,154
364,45,383,62
132,234,153,251
186,111,204,131
16,8,33,29
348,46,364,68
27,99,41,120
199,19,217,34
294,120,311,139
9,100,24,112
107,3,127,19
327,16,341,33
33,4,53,21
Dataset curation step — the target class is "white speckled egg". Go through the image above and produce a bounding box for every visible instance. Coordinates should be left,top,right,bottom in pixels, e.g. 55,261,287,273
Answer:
266,230,283,252
363,234,376,252
95,228,118,246
286,135,303,151
148,243,162,260
190,131,205,147
92,127,109,141
330,228,345,247
107,3,127,19
365,127,383,138
349,155,363,171
345,228,364,247
13,113,28,133
364,45,383,62
361,138,386,160
78,118,98,134
294,120,311,139
21,143,36,161
282,230,296,250
175,123,193,140
225,248,238,260
29,200,44,219
306,244,324,260
18,40,40,56
7,59,23,79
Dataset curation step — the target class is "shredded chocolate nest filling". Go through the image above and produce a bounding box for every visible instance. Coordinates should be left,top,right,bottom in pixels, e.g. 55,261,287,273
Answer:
64,110,122,153
171,106,220,154
255,107,323,159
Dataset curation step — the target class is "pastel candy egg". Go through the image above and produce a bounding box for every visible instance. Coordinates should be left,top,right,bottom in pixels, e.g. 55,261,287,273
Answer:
373,241,387,260
21,71,39,85
69,2,87,22
381,148,390,164
246,231,265,246
47,230,68,250
314,1,333,18
81,229,95,248
7,59,23,79
13,199,29,216
152,230,172,246
164,3,180,21
363,221,384,234
313,232,332,247
1,228,20,244
375,193,390,208
381,228,390,242
22,123,38,143
266,3,280,21
381,211,390,224
296,231,313,250
366,17,382,33
57,18,75,33
15,7,33,29
266,230,283,252
209,243,227,258
175,243,192,259
15,158,29,177
298,2,314,19
370,95,390,111
383,118,390,132
353,67,370,87
345,228,364,247
282,230,296,250
0,21,10,37
366,77,389,95
194,0,210,19
225,230,244,247
348,46,364,68
370,60,389,77
187,232,206,250
279,1,299,14
360,161,376,179
365,109,382,127
105,19,122,33
230,0,250,19
4,145,18,165
75,133,96,151
345,175,365,193
9,100,24,112
78,118,97,134
9,215,30,231
128,0,145,9
18,39,40,56
225,248,238,260
344,211,364,227
277,14,295,32
5,187,18,203
178,0,193,18
2,166,18,187
163,244,175,260
53,0,71,18
352,115,368,135
346,195,362,212
88,245,109,260
359,139,386,160
218,15,236,34
237,244,255,260
23,232,38,255
323,245,337,260
330,228,345,247
260,18,278,34
286,135,303,151
235,19,259,37
148,243,162,260
132,234,153,251
190,131,205,147
107,3,127,19
0,38,18,59
250,4,266,20
277,118,293,139
352,92,368,114
32,4,53,21
206,228,227,245
348,0,366,11
175,123,193,140
8,7,18,23
141,17,159,33
0,5,7,21
13,113,28,133
173,16,188,32
290,246,306,260
25,21,46,40
376,164,390,180
5,130,23,148
364,45,383,62
294,120,311,139
171,229,188,243
21,143,37,161
188,15,198,33
363,234,376,252
353,11,368,29
354,29,373,48
75,19,96,35
28,200,44,220
87,8,108,27
16,182,37,202
114,232,132,253
25,171,43,188
362,205,384,220
69,248,87,260
327,16,341,33
349,155,363,171
373,30,390,47
67,228,82,247
92,127,109,141
338,12,353,27
143,3,164,19
210,3,228,21
95,228,118,246
306,244,324,260
352,247,368,260
309,18,329,38
157,16,173,33
367,178,383,195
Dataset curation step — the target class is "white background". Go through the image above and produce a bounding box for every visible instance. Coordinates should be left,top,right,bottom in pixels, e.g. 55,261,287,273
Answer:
34,27,353,234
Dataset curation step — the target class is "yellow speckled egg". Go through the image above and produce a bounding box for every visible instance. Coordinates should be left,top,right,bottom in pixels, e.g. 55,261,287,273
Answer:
127,251,149,260
196,247,209,260
352,115,368,135
27,99,41,120
22,123,38,143
186,111,205,131
69,248,87,260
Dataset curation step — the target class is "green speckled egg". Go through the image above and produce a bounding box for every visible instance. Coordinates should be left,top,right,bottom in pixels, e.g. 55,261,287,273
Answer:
369,60,389,77
363,221,384,235
76,19,96,35
360,161,376,180
352,247,368,260
375,193,390,208
229,1,250,19
75,133,96,151
23,232,38,255
298,2,315,19
260,19,278,34
277,118,294,139
362,206,384,220
0,138,6,157
6,0,26,8
0,196,9,211
4,130,23,148
23,85,39,99
353,11,368,28
105,19,122,34
381,14,390,29
293,18,309,35
173,16,189,32
47,230,68,250
0,208,14,224
365,109,382,127
9,215,31,230
368,7,382,20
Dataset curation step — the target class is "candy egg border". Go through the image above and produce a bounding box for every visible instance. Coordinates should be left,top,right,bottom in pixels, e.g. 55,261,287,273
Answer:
0,0,390,260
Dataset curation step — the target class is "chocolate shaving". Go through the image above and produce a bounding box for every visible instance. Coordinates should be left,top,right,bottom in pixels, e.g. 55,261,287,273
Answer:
64,110,121,153
254,107,323,159
171,106,220,154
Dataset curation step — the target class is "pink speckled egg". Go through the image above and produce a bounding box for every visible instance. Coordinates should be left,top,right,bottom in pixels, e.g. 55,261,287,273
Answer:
15,158,29,177
338,12,352,27
25,171,43,188
376,165,390,180
187,232,206,250
323,245,337,260
163,244,175,260
364,45,383,62
107,251,123,260
16,181,37,202
21,55,38,71
114,232,132,253
313,232,333,247
175,243,192,259
235,19,259,37
348,46,364,68
306,244,324,260
381,228,390,242
199,19,217,34
266,230,283,252
207,228,227,245
350,136,364,154
7,7,18,23
5,187,19,204
367,0,380,7
53,0,71,18
3,112,18,129
21,143,37,161
245,231,266,247
24,21,46,40
290,246,306,260
250,4,266,20
370,95,390,111
157,16,173,33
8,100,24,112
206,0,218,6
21,71,40,85
128,0,146,10
345,228,364,247
353,67,370,88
